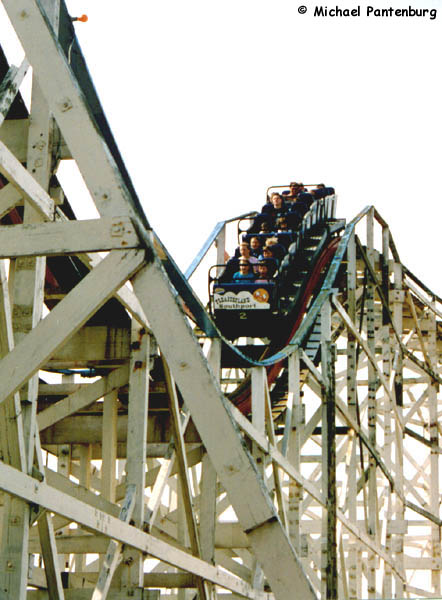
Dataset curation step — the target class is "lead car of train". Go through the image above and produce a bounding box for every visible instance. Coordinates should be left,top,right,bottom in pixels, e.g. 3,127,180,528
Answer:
209,183,344,341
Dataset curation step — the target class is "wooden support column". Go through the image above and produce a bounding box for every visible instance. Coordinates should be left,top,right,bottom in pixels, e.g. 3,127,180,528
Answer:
251,364,288,533
381,226,393,599
176,479,190,600
0,492,29,599
91,486,137,600
0,58,29,128
0,259,26,474
345,230,359,600
0,4,62,586
0,90,49,600
200,451,217,555
101,390,118,503
251,367,267,592
35,424,66,598
320,297,337,600
366,209,377,598
57,443,71,571
200,340,221,600
0,250,144,408
35,416,65,598
120,323,150,591
74,444,92,572
0,493,3,545
144,426,190,533
428,310,440,594
0,265,22,428
0,185,23,222
251,368,266,469
286,351,303,555
200,341,221,563
163,357,209,600
392,261,405,597
36,511,65,600
0,255,62,600
0,247,142,600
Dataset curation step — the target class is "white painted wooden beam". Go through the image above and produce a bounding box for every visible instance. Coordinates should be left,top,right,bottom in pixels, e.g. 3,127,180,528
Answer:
229,392,406,581
42,467,119,523
0,184,23,219
162,358,209,600
331,294,404,430
200,339,221,572
44,325,129,368
132,257,317,600
101,390,118,503
119,324,150,590
0,139,54,220
0,119,71,163
2,0,144,224
28,592,150,600
38,365,129,431
0,120,48,596
55,210,149,328
91,485,136,600
0,58,29,127
0,217,140,257
0,460,272,599
0,249,144,407
264,390,288,532
144,417,190,530
29,522,251,555
37,510,66,600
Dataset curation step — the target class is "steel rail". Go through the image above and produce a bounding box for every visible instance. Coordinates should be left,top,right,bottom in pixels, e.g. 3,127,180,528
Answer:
184,211,258,280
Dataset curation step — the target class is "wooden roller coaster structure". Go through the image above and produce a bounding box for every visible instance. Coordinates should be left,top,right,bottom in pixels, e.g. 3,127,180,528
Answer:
0,2,440,599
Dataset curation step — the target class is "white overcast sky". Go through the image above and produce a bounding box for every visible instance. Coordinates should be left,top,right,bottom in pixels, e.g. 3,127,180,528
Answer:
2,0,442,295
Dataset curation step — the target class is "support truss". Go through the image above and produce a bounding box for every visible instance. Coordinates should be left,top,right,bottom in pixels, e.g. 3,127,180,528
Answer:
0,2,440,600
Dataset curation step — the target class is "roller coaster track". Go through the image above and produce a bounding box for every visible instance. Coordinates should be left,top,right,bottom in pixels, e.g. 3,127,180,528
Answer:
0,2,440,600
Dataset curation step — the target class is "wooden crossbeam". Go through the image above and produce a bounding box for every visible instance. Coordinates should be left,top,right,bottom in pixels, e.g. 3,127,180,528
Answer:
2,0,144,224
0,217,140,257
0,139,54,220
91,485,136,600
163,358,209,600
0,249,144,407
37,365,129,431
0,460,272,600
0,58,29,126
144,414,191,530
132,257,317,600
0,184,24,219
